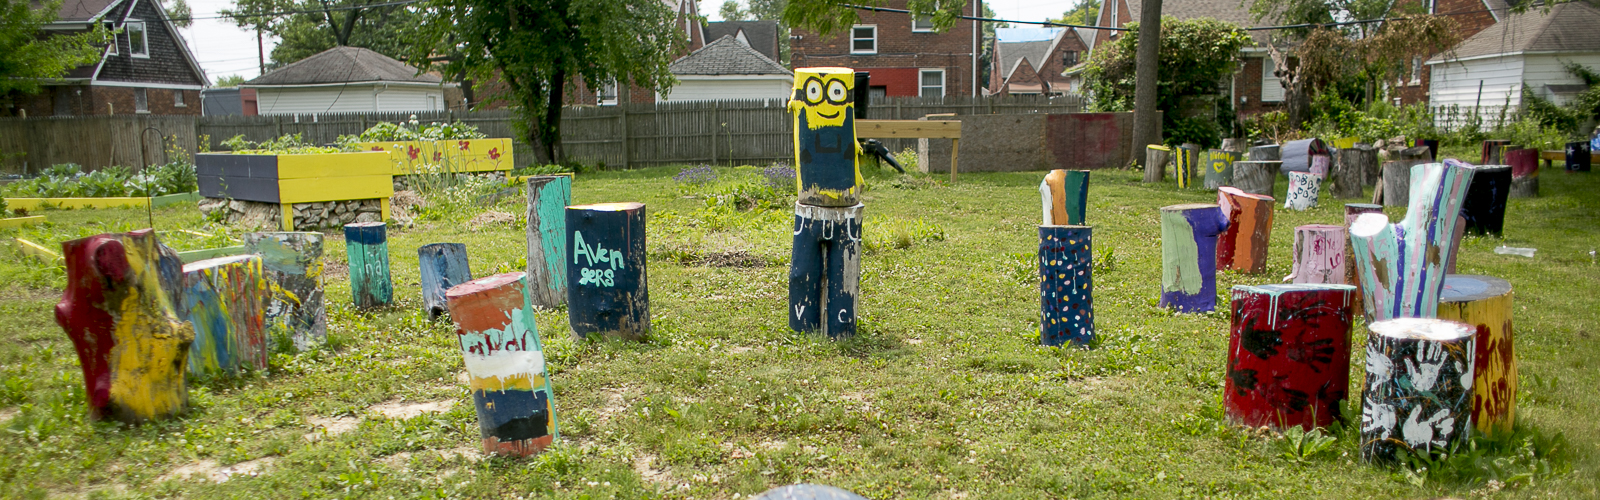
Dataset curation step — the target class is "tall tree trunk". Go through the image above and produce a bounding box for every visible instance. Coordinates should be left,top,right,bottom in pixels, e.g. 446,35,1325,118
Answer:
542,68,567,164
1133,0,1164,181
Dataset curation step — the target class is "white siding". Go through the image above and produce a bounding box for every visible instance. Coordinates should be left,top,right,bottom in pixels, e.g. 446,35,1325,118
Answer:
375,87,444,112
253,85,444,115
1261,57,1284,102
1429,55,1525,128
1521,53,1600,105
659,78,793,102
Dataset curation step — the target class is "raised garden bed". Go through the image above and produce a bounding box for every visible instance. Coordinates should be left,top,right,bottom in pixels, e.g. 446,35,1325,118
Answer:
196,151,393,231
358,139,514,176
5,192,201,211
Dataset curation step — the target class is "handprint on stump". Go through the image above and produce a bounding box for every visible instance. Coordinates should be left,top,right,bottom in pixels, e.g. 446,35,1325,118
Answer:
1362,400,1396,439
1401,406,1456,450
1366,345,1392,391
1406,342,1448,392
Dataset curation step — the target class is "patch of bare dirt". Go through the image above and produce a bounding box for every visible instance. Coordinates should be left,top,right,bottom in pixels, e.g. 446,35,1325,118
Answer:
467,210,515,228
391,191,426,210
0,407,18,424
437,446,483,462
688,251,769,268
159,457,276,484
379,451,413,470
370,399,454,420
303,416,359,441
633,454,670,484
595,387,630,425
323,261,348,281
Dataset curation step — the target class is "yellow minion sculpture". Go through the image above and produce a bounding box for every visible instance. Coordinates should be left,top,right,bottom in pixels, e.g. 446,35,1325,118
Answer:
787,67,864,339
789,67,863,207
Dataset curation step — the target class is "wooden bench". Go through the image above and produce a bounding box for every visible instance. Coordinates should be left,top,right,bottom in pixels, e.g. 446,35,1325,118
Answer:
1538,150,1596,169
855,119,962,181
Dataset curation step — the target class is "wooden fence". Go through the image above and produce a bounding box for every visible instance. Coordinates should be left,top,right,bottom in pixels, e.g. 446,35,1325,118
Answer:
0,95,1081,174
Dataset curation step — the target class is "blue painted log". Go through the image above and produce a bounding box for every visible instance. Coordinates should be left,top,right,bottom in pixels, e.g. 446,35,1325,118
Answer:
180,254,268,377
524,175,572,308
1039,225,1093,346
1360,318,1475,464
566,202,650,341
1460,165,1510,236
344,222,394,309
1159,203,1229,313
242,232,325,351
447,272,558,457
1349,160,1475,321
1039,169,1089,225
418,243,472,321
790,203,864,339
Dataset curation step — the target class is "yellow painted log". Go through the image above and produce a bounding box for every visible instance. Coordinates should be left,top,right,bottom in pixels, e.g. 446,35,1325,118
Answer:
15,238,63,263
0,216,47,229
1437,274,1517,436
278,175,394,204
274,152,391,179
8,197,149,211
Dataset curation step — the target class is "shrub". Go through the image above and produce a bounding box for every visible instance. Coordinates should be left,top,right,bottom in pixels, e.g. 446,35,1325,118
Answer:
0,161,197,198
221,133,354,154
352,117,487,142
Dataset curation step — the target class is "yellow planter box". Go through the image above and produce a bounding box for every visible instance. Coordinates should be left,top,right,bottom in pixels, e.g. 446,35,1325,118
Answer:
0,216,47,229
357,139,515,175
196,151,393,204
8,197,149,211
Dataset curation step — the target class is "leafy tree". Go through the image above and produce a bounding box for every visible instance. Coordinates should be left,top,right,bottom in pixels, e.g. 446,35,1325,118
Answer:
1051,0,1099,27
214,74,246,87
0,0,109,98
1082,17,1251,146
720,0,749,21
404,0,683,164
1262,16,1458,127
222,0,419,66
162,0,192,29
782,0,957,36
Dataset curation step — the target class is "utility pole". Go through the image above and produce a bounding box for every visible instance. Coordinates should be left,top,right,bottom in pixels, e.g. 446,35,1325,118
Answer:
257,29,265,75
1134,0,1164,181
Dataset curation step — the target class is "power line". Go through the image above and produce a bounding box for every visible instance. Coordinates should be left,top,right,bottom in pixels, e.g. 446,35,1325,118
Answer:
168,0,419,22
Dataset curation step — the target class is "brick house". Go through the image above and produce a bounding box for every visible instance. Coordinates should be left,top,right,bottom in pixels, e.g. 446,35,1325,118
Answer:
6,0,207,117
563,0,708,106
1394,0,1506,106
988,27,1090,96
1084,0,1284,117
704,20,783,63
789,0,983,98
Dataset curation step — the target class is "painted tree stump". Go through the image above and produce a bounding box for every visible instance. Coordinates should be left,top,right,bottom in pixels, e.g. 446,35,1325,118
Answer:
1217,187,1274,274
792,67,862,206
1285,171,1321,211
1039,225,1093,346
1437,274,1517,436
1204,149,1240,190
1343,204,1385,316
1379,160,1422,207
1225,284,1356,430
1039,169,1089,226
1284,225,1346,284
1480,140,1511,165
446,272,558,457
1565,141,1591,172
525,175,572,308
1248,144,1280,161
1350,160,1475,321
1160,203,1228,313
1174,145,1200,189
1360,318,1476,464
343,222,394,308
1460,165,1511,236
1332,144,1376,198
1508,148,1539,198
57,229,194,423
1231,161,1280,196
566,203,650,340
419,243,472,321
180,254,268,378
790,203,865,339
241,232,325,351
1145,145,1171,183
1414,139,1439,161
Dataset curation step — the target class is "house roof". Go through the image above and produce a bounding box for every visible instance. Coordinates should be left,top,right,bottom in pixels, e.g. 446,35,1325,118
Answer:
669,35,792,76
1121,0,1265,43
245,46,441,86
38,0,120,22
704,21,781,62
996,27,1062,43
1431,1,1600,62
999,40,1053,81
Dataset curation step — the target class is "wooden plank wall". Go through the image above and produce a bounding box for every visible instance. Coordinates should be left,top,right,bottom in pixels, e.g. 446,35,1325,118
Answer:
0,115,200,174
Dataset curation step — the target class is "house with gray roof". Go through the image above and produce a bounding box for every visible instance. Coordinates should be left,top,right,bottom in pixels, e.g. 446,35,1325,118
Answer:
988,27,1089,96
8,0,206,117
1426,1,1600,125
659,35,793,102
704,21,782,63
242,46,454,115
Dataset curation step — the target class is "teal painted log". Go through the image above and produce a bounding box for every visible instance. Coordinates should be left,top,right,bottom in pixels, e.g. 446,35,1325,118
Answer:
344,222,394,309
525,175,572,308
1349,161,1476,321
242,232,325,351
181,255,269,377
418,243,472,321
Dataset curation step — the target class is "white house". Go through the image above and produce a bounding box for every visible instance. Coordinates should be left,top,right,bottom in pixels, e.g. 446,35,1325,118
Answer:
1427,1,1600,126
659,35,793,102
243,46,453,115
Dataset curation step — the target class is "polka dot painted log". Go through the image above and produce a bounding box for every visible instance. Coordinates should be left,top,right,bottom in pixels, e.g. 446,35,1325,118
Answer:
1225,284,1356,430
1360,318,1475,464
1349,160,1475,321
180,254,269,378
1039,169,1089,226
1217,187,1273,274
566,202,651,341
1160,203,1229,313
1039,225,1093,346
446,272,558,457
56,229,194,423
343,221,394,309
242,232,326,351
418,243,472,321
1285,171,1321,211
1437,274,1517,436
1284,224,1345,284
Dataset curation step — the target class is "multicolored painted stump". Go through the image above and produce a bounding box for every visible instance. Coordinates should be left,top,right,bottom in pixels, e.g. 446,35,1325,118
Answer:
566,203,651,341
343,222,394,309
1232,161,1280,196
1507,148,1539,198
1360,318,1476,464
790,67,862,207
1460,165,1511,236
1343,203,1385,313
446,272,558,457
1159,203,1228,313
1349,161,1475,321
1217,187,1274,274
1226,284,1356,430
790,203,865,339
57,229,194,423
1039,225,1093,346
1285,171,1321,211
1480,139,1511,166
525,175,572,308
1285,225,1346,284
180,254,268,377
1204,149,1240,190
1438,274,1517,436
242,232,326,351
418,243,472,321
1039,169,1089,225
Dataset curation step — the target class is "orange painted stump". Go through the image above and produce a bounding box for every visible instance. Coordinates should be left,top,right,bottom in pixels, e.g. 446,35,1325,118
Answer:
446,272,558,457
1217,187,1274,274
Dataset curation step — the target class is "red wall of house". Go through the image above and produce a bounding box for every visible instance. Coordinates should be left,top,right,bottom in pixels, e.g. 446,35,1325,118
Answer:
862,68,920,97
789,0,979,96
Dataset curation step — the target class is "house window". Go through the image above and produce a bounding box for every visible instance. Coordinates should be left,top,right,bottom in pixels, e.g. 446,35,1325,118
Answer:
1261,58,1284,102
1062,51,1079,67
1409,56,1422,85
106,22,118,56
174,90,185,107
428,95,438,110
127,21,148,57
598,80,619,105
920,69,945,97
912,3,937,32
1108,2,1119,39
851,25,877,54
134,88,149,113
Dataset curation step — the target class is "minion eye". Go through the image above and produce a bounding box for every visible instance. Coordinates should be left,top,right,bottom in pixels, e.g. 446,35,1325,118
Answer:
805,79,823,103
827,80,848,103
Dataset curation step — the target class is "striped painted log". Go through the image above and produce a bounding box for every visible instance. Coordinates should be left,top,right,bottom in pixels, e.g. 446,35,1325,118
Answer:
344,222,394,309
1039,225,1093,346
1480,140,1511,165
1039,169,1089,226
418,243,472,321
180,254,268,377
1350,161,1475,321
1217,187,1274,274
790,203,865,339
1284,224,1346,284
1285,171,1321,211
1226,284,1356,430
1360,318,1475,464
1204,149,1240,190
1159,203,1229,313
1231,161,1279,196
1174,145,1200,189
57,229,193,423
446,272,559,457
567,203,651,341
1460,165,1511,236
241,232,326,351
525,175,572,308
1437,274,1517,436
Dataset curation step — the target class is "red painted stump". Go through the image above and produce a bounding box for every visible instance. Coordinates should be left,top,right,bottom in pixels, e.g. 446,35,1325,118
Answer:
1225,284,1358,430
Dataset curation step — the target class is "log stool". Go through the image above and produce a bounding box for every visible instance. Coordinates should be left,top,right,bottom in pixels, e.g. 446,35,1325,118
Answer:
446,272,558,457
1508,148,1539,198
344,221,393,308
1226,284,1357,430
242,232,326,351
1039,169,1089,226
1332,144,1376,198
1350,161,1475,320
180,254,269,377
1285,171,1321,211
1480,139,1511,165
1343,204,1384,317
1379,160,1425,207
1203,149,1239,190
567,202,651,341
1460,165,1511,236
1217,187,1274,274
1248,144,1280,161
1039,225,1093,346
1231,161,1280,196
1360,318,1475,464
1159,203,1228,312
1565,141,1591,172
525,175,572,308
1285,225,1345,284
57,230,194,423
418,243,472,321
1174,145,1200,189
1437,274,1517,436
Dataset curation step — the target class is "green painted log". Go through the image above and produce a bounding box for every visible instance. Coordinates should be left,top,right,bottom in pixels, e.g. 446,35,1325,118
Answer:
343,222,394,309
525,175,572,308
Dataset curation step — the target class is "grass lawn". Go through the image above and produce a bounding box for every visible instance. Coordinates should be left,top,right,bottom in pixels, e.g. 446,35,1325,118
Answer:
0,163,1595,499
